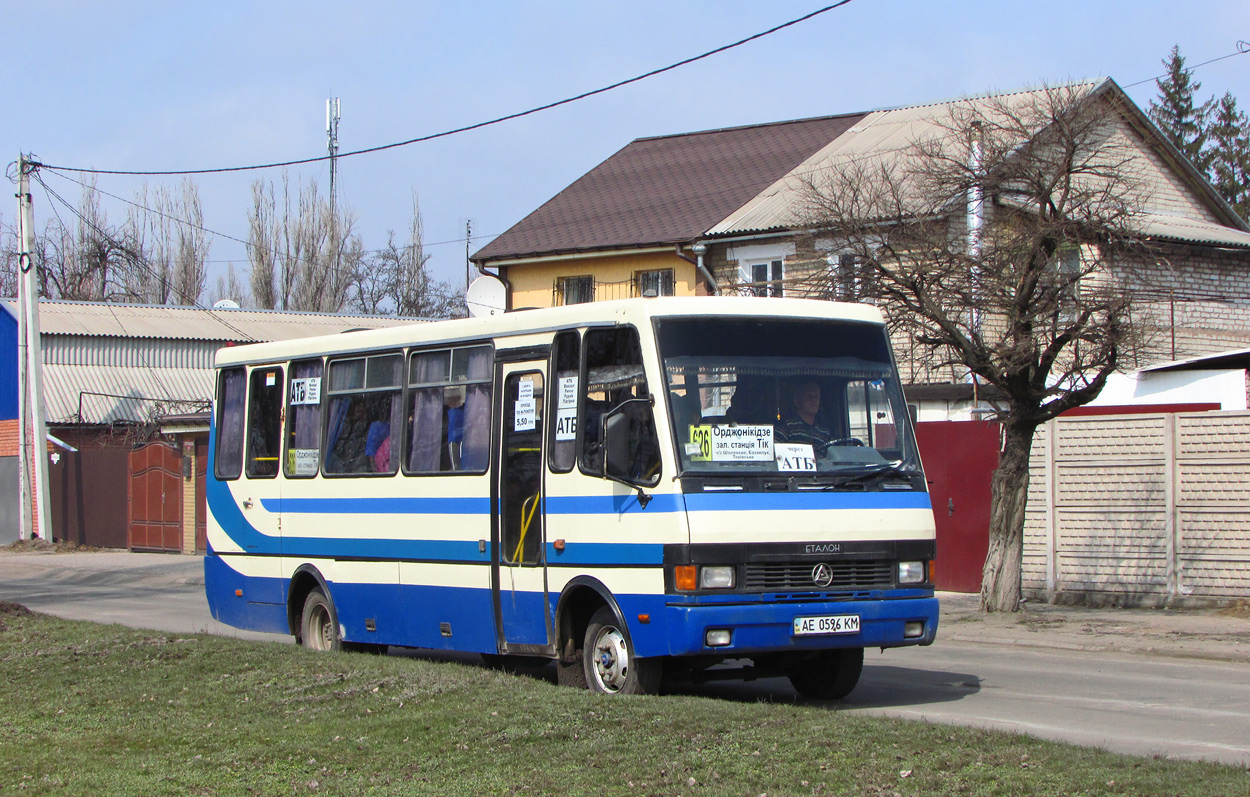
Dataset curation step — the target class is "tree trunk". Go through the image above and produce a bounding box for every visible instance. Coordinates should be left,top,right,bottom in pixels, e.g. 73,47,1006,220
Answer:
980,421,1037,612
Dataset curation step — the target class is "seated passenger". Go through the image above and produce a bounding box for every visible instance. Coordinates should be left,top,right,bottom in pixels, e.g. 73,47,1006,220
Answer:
365,420,392,473
776,380,831,448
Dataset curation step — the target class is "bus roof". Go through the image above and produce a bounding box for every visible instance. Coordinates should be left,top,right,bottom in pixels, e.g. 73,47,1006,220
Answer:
213,296,886,368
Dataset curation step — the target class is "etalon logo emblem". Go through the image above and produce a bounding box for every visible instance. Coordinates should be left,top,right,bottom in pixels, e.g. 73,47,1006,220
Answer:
811,562,834,588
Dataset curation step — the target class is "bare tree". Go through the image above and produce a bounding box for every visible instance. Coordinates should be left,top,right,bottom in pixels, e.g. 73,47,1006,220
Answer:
36,179,145,302
247,178,279,309
349,192,465,318
246,173,361,312
0,210,17,297
122,182,172,304
172,178,209,305
207,262,249,308
797,84,1156,612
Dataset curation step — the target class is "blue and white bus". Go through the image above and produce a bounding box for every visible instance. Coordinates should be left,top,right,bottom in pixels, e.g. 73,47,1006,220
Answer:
206,297,938,696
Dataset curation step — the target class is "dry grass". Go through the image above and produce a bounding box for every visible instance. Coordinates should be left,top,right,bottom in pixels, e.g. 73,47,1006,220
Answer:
0,608,1246,795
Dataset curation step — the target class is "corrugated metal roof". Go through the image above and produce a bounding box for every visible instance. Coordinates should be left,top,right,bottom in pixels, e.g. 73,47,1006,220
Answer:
0,300,425,425
472,114,868,262
709,81,1106,236
42,363,214,425
1,299,417,342
1139,214,1250,249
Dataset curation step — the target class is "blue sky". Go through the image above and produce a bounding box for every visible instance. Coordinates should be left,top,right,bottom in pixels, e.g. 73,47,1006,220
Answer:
3,1,1248,298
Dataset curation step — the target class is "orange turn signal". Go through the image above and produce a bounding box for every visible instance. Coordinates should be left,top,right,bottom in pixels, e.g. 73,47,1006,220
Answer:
674,565,698,591
235,589,243,597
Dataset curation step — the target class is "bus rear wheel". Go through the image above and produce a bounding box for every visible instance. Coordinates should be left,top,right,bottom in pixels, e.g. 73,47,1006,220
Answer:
300,588,341,652
789,647,864,700
582,606,660,695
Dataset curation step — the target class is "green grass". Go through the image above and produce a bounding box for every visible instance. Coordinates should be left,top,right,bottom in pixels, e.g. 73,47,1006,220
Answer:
0,605,1246,796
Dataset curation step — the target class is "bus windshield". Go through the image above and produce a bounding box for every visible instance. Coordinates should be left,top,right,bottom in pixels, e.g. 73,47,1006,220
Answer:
656,316,921,477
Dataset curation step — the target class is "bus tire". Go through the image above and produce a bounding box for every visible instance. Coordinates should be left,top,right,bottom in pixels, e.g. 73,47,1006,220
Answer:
789,647,864,700
300,588,341,652
582,606,660,695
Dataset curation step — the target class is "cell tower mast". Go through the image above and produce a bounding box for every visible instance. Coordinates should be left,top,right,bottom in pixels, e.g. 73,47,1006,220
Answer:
326,97,341,218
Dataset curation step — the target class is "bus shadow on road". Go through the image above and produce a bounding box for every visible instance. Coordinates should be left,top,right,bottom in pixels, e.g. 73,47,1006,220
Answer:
388,650,982,708
669,664,982,708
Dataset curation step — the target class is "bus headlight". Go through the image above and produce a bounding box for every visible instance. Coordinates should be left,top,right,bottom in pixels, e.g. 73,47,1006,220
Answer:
898,561,926,585
700,566,735,589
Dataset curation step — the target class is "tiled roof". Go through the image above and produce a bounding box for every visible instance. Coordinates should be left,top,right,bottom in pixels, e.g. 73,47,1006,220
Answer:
473,113,867,262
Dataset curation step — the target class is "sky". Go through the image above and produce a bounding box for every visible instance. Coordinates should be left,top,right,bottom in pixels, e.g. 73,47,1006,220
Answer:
3,0,1249,302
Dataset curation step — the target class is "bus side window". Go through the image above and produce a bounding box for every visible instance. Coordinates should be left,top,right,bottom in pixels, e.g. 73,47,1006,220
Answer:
324,354,403,476
246,367,284,479
580,326,660,482
548,330,580,473
285,359,324,477
214,367,246,480
406,344,493,474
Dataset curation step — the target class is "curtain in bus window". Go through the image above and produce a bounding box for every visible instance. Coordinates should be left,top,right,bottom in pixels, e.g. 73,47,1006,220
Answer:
460,347,492,472
324,354,402,475
408,352,446,473
215,368,246,479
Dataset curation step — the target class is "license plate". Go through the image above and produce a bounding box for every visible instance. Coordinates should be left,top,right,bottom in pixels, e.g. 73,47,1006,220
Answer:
793,614,861,636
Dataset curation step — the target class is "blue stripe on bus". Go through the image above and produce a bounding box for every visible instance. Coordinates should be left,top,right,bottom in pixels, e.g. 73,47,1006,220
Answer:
545,541,664,565
264,496,492,514
683,491,932,512
261,491,927,516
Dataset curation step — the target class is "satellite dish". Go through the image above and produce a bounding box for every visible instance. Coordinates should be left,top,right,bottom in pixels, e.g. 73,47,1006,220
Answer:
466,275,506,317
212,299,241,309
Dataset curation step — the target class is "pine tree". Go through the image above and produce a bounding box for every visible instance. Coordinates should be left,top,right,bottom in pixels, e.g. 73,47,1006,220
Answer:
1206,92,1250,222
1148,45,1213,173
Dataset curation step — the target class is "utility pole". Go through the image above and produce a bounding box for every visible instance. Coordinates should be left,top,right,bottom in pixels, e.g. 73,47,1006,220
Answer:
465,219,472,290
16,154,51,541
326,98,341,219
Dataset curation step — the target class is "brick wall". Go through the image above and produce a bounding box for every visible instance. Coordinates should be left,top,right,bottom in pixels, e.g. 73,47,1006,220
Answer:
0,419,16,457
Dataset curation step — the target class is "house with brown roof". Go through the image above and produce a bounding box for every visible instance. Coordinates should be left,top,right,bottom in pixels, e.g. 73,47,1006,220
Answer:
473,79,1250,420
472,113,867,307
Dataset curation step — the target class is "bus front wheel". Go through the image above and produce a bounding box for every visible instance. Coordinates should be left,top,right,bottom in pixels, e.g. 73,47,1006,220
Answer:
582,607,660,695
789,647,864,700
300,588,341,652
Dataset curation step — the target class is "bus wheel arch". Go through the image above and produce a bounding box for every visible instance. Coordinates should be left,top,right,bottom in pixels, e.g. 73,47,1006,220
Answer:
554,578,622,689
287,565,332,643
555,579,659,694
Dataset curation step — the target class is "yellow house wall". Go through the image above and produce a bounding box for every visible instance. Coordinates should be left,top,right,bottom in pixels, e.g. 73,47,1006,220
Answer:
504,251,697,308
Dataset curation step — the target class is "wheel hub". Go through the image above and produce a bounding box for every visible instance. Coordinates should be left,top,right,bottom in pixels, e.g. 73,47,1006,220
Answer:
591,627,629,692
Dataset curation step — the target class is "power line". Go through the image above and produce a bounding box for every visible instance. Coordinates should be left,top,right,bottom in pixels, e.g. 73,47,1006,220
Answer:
33,173,260,342
35,168,470,312
1121,40,1250,89
31,2,857,177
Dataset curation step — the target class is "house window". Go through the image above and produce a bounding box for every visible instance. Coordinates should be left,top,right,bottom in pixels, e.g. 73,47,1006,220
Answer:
833,253,872,301
746,260,784,297
559,275,595,305
1054,246,1082,322
636,269,674,297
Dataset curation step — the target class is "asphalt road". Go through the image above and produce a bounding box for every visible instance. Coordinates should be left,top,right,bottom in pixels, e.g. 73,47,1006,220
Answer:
2,551,1248,766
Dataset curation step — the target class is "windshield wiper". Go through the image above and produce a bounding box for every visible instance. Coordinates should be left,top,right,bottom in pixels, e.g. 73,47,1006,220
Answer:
829,462,921,488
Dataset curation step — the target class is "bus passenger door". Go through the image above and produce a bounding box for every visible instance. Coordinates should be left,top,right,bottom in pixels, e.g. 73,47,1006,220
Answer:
492,362,554,654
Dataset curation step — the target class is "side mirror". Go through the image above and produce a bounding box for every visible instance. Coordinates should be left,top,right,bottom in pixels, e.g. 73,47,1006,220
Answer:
603,412,631,481
599,396,657,506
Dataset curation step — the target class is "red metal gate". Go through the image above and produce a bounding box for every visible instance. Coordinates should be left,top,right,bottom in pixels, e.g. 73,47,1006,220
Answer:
129,442,183,552
915,421,999,593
